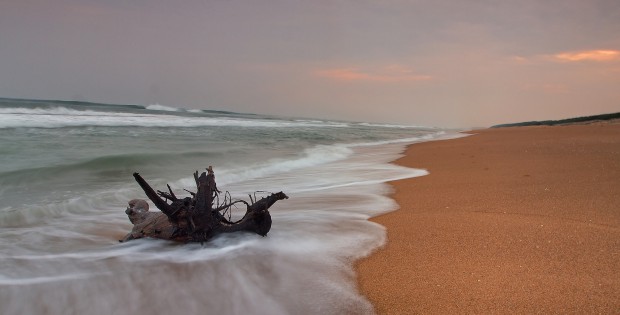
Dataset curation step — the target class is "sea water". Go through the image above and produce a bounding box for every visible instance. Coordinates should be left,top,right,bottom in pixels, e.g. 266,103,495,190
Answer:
0,98,455,314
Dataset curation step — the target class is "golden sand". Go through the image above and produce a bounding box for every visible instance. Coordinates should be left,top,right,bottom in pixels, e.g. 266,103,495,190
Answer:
356,123,620,314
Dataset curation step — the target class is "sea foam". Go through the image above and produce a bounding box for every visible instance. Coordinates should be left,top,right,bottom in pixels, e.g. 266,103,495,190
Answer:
145,103,183,112
0,106,349,129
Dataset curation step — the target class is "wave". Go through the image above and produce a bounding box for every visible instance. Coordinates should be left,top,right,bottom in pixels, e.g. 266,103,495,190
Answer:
180,131,448,189
0,106,123,116
0,106,349,129
294,119,350,127
349,131,446,147
210,145,355,187
0,151,221,183
0,97,146,110
0,272,106,286
145,104,182,112
357,122,435,129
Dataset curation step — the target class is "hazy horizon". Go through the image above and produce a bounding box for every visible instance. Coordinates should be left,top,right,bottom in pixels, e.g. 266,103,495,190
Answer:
1,1,619,128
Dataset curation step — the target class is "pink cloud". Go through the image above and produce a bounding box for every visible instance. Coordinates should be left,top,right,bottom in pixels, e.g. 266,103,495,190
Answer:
553,50,620,62
314,65,432,83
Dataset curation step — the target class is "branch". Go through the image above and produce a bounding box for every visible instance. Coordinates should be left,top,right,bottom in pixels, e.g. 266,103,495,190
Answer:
193,171,199,189
248,191,288,212
133,173,173,215
167,184,177,200
157,190,177,201
214,199,250,212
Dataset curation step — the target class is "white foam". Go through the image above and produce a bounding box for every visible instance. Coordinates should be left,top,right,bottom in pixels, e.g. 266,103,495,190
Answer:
357,122,432,129
211,145,354,187
145,103,182,112
0,106,122,116
0,273,104,285
189,132,445,190
294,119,351,127
0,106,349,129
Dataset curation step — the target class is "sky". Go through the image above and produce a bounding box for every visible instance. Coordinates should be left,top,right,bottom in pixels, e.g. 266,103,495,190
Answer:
1,0,619,127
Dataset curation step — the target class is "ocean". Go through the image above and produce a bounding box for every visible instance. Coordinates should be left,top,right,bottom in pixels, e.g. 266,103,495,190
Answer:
0,98,456,314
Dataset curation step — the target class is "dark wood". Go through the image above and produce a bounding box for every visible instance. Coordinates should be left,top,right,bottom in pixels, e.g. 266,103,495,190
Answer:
120,168,287,243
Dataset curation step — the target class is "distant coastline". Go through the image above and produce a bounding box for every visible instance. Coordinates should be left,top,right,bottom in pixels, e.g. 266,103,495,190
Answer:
492,112,620,128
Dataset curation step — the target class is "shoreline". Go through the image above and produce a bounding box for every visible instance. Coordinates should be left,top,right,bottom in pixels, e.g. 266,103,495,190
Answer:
356,123,620,314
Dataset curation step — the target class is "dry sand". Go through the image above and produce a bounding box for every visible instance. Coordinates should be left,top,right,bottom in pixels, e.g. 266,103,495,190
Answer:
356,123,620,314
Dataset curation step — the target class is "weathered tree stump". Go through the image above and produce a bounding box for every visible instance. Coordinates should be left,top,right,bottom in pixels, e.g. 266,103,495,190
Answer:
121,167,288,243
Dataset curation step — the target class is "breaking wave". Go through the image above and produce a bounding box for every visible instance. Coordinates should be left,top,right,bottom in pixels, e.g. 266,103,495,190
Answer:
0,106,349,129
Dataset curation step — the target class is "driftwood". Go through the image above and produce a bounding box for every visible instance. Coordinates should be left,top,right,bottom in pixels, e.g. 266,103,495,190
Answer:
121,167,288,243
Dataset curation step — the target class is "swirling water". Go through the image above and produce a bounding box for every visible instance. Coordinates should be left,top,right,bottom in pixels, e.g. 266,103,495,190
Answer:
0,98,455,314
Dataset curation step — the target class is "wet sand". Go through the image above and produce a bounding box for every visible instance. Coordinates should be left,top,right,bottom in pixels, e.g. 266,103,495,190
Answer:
357,123,620,314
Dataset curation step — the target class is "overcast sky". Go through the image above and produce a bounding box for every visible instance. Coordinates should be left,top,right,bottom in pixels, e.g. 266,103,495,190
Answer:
1,0,619,127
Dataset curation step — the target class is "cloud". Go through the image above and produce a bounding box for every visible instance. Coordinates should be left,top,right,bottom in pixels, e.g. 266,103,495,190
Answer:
314,65,432,83
553,50,620,62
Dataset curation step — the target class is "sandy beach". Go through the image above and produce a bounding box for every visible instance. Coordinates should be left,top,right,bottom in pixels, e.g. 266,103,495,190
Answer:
357,123,620,314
